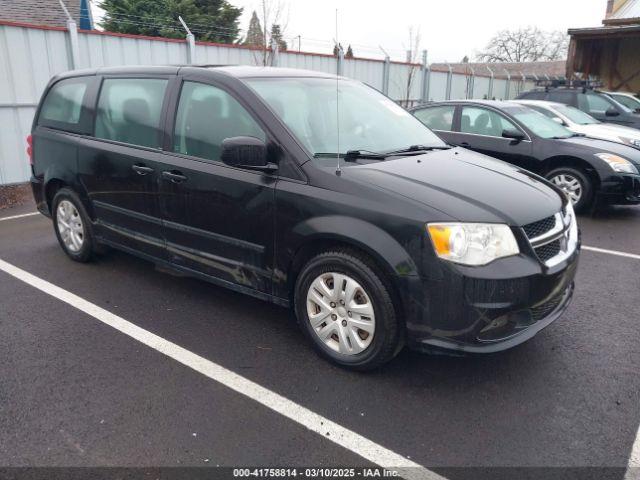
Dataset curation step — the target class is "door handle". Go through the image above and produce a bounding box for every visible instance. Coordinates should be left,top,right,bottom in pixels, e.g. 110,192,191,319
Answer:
162,170,188,183
132,164,154,175
460,142,470,147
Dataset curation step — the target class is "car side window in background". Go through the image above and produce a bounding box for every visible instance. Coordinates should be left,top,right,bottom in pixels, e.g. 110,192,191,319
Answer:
522,91,547,101
413,106,456,131
95,78,168,148
547,91,575,106
460,106,519,137
173,82,266,162
578,93,613,115
38,78,90,131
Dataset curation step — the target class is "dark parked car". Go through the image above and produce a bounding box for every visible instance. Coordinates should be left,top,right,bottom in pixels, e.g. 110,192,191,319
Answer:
411,100,640,212
30,66,579,369
517,87,640,130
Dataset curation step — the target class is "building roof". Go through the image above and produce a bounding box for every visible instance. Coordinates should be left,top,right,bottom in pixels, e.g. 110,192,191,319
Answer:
0,0,92,29
568,23,640,37
429,61,567,80
604,0,640,25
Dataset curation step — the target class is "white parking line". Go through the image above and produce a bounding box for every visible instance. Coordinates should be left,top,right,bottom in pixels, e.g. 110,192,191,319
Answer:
0,212,39,222
0,257,444,480
583,245,640,261
626,438,640,480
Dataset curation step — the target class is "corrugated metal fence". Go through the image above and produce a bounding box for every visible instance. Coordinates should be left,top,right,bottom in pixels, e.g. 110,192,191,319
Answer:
0,21,535,185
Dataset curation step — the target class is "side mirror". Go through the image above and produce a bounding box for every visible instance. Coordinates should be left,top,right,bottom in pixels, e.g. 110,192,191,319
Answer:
221,136,277,173
502,128,525,143
552,117,565,125
605,107,620,117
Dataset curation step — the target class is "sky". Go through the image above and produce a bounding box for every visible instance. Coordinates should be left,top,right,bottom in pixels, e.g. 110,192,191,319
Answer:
91,0,607,63
232,0,606,61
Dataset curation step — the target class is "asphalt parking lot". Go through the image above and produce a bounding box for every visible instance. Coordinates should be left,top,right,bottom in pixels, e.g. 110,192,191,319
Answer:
0,201,639,480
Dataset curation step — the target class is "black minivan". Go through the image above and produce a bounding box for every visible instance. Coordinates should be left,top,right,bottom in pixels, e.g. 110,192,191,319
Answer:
30,66,579,369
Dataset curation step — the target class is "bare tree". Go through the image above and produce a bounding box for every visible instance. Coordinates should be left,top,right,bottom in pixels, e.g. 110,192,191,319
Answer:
253,0,289,65
401,26,421,105
476,27,569,63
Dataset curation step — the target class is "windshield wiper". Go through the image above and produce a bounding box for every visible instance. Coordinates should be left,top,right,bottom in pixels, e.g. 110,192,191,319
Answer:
384,144,452,155
314,145,450,162
314,150,387,161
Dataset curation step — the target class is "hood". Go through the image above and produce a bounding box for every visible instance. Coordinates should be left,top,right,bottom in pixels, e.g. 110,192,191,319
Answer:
576,123,640,141
344,147,563,225
558,136,640,166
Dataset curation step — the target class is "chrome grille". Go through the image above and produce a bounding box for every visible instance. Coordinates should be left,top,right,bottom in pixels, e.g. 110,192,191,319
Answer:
521,206,577,267
522,215,556,240
534,239,561,262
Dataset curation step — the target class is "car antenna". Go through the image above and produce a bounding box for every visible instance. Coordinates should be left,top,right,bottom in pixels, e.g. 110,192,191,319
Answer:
334,9,342,177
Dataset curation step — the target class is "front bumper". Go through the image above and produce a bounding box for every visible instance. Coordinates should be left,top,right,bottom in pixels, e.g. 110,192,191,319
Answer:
599,172,640,205
399,247,580,354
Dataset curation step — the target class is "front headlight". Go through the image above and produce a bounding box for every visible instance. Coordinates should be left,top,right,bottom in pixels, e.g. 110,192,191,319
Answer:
595,153,639,174
427,223,519,266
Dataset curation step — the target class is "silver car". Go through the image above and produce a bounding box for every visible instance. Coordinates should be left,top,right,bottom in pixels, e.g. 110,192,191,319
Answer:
515,99,640,150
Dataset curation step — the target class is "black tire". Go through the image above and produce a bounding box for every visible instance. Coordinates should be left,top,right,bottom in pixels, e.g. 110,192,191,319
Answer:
294,249,402,371
545,167,594,213
52,188,98,263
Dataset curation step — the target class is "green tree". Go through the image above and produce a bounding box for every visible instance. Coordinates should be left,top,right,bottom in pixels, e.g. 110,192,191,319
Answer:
270,24,287,50
243,10,264,47
345,44,354,59
99,0,242,43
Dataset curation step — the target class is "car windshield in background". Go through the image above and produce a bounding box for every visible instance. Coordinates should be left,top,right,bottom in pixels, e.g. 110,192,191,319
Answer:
245,77,446,164
555,104,600,125
510,108,576,139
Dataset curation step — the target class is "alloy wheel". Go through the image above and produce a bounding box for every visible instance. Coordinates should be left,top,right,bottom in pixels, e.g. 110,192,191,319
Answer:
306,272,376,355
56,200,85,253
550,173,582,205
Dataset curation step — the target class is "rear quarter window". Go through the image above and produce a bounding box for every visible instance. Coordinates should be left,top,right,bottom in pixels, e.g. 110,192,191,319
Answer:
547,91,576,106
38,77,93,133
413,105,456,131
519,91,547,101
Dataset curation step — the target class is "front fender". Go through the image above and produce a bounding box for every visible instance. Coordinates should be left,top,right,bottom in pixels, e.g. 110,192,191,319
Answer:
291,215,419,277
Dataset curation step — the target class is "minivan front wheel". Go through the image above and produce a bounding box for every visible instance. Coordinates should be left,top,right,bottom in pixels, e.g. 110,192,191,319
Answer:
294,250,401,370
52,188,97,262
546,167,593,212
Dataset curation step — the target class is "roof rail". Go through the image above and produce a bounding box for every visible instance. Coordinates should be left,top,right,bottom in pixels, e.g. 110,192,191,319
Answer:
534,78,602,91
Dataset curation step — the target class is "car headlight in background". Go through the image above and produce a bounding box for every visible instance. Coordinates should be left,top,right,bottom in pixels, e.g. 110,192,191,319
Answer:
427,223,519,266
595,153,639,174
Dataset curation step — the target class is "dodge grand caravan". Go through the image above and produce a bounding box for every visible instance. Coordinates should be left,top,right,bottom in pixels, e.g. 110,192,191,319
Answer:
29,66,579,369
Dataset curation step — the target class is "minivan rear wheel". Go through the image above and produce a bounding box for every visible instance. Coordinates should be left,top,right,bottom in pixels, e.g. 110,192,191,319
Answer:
52,188,98,262
294,250,401,370
546,167,593,212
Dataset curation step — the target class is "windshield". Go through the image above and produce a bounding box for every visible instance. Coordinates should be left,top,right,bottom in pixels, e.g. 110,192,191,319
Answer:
245,77,445,163
610,93,640,111
554,104,600,125
510,108,575,139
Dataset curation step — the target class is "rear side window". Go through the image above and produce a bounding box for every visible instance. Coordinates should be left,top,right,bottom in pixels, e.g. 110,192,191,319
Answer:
95,78,168,148
413,105,456,131
173,81,266,162
38,77,91,132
